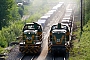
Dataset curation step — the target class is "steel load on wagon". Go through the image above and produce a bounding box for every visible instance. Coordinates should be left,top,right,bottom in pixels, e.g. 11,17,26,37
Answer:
37,20,46,29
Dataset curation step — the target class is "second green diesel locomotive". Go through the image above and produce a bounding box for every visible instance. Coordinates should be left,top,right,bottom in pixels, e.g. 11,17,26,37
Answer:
48,23,71,54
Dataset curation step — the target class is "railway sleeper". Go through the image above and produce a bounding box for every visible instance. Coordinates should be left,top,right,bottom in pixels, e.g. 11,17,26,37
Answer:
19,47,41,54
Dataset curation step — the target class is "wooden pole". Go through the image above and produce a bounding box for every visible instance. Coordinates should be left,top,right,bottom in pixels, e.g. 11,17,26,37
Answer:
81,0,83,32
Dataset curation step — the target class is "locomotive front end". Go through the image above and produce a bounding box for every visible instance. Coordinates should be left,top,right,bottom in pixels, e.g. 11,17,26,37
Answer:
19,23,42,54
51,29,67,54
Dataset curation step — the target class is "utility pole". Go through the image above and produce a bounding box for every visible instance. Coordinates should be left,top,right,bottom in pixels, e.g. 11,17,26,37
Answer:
79,0,83,42
83,0,85,25
81,0,83,32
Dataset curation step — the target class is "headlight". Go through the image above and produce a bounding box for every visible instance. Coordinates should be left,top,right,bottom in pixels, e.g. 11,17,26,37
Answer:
23,42,25,44
65,43,67,45
36,42,41,45
19,42,25,44
65,41,69,46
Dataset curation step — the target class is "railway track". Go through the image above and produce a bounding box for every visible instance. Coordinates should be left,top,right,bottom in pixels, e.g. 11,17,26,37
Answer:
20,54,38,60
19,54,25,60
45,53,69,60
52,54,68,60
52,57,66,60
6,45,38,60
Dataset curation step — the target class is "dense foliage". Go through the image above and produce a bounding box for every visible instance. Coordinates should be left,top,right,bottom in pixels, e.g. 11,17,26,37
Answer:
85,0,90,24
0,0,13,30
69,0,90,60
0,0,21,30
0,21,24,47
69,20,90,60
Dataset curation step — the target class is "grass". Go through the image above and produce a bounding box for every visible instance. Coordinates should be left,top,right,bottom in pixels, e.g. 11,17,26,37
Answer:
69,20,90,60
0,47,4,54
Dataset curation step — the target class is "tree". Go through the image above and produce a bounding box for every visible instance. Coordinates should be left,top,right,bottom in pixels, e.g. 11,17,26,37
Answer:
0,0,13,30
85,0,90,22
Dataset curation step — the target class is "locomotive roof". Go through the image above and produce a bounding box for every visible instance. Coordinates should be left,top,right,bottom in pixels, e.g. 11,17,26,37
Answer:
25,22,42,28
25,23,34,25
24,30,37,34
52,29,66,33
25,22,41,26
24,30,37,32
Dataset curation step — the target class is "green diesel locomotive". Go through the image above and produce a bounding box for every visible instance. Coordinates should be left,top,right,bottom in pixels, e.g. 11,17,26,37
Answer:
49,23,71,54
19,22,42,54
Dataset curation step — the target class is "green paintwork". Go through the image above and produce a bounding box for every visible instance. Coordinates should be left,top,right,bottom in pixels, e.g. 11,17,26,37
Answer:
52,32,66,45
